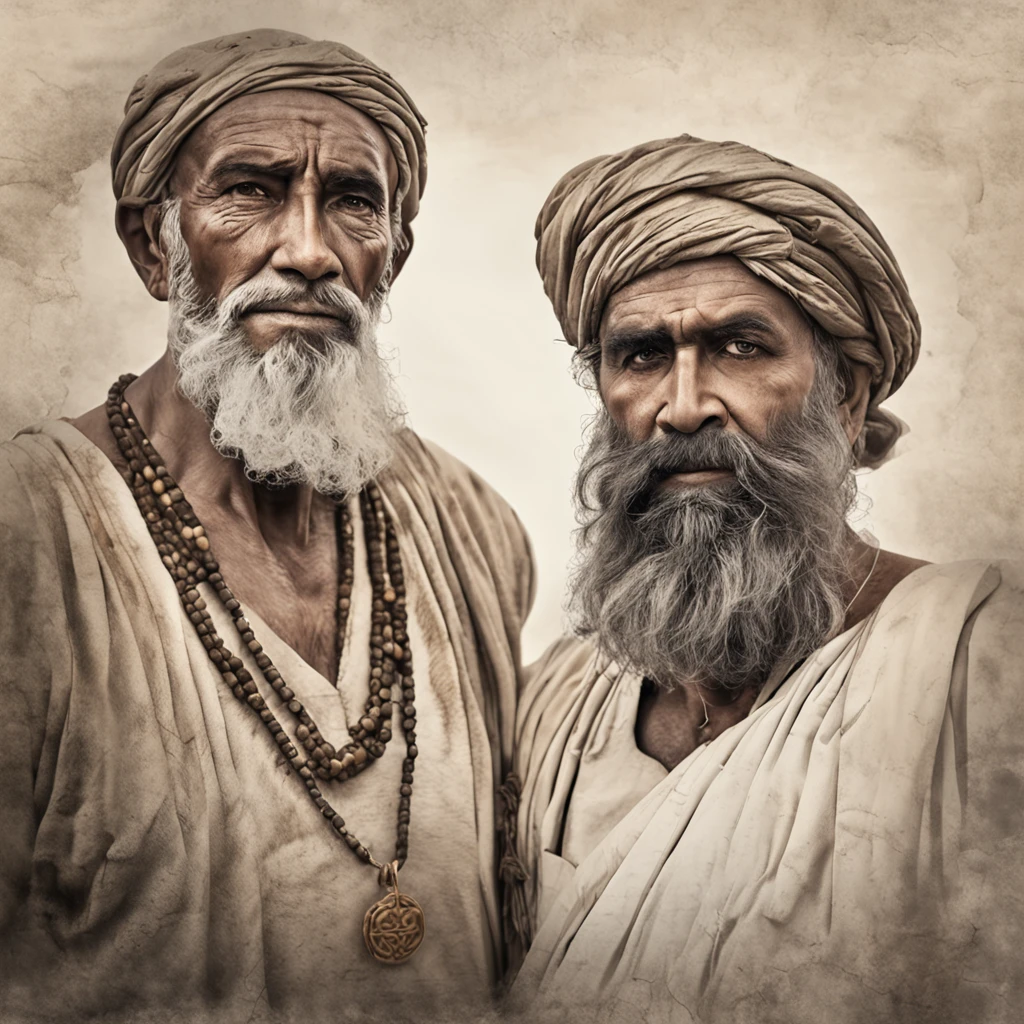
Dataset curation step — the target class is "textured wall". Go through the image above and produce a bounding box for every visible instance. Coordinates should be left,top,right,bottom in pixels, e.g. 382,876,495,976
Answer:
1,0,1022,661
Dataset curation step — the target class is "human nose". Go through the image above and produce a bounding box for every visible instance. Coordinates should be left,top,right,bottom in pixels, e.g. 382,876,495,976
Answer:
654,349,729,434
270,192,344,282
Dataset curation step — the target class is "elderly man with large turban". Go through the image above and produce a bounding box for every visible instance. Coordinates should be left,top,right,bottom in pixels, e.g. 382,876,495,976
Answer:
509,136,1024,1024
0,30,533,1023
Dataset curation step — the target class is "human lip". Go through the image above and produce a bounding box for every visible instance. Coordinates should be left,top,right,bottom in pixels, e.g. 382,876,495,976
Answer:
660,468,735,487
243,303,342,320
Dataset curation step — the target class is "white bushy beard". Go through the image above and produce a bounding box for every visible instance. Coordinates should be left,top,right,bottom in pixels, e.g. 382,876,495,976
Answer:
569,349,858,694
161,200,405,496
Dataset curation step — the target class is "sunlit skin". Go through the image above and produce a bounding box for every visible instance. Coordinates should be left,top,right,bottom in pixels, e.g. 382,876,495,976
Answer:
70,90,405,682
599,257,929,770
599,255,843,474
165,91,398,351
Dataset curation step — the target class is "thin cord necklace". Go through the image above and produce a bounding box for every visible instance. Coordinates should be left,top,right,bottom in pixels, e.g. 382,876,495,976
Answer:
695,688,711,732
691,681,748,743
845,544,881,617
105,374,425,964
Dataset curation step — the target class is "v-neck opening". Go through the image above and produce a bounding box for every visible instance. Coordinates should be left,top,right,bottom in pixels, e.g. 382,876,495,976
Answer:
49,418,361,696
241,603,337,693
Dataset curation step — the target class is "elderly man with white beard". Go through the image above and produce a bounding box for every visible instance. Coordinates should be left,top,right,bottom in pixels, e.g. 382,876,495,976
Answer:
0,31,533,1024
509,136,1024,1024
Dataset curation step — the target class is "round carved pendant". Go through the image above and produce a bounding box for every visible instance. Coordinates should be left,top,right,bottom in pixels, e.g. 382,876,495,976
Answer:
363,889,426,964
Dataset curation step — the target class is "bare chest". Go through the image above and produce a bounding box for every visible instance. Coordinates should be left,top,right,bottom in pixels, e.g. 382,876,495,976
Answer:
69,404,347,682
635,681,758,771
205,524,341,683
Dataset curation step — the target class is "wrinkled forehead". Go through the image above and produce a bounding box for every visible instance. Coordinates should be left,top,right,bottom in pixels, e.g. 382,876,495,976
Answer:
171,89,400,202
599,256,809,339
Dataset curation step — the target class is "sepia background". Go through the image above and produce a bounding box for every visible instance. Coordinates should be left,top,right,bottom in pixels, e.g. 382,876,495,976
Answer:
1,0,1022,661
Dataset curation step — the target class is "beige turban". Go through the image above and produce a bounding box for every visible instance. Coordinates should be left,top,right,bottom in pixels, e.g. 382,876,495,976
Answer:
111,29,427,226
536,135,921,467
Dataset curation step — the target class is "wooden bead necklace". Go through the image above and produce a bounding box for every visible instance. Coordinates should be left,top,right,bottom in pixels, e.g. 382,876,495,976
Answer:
105,374,425,964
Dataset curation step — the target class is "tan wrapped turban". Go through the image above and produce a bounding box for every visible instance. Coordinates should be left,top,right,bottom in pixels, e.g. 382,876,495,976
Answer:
111,29,427,226
536,135,921,467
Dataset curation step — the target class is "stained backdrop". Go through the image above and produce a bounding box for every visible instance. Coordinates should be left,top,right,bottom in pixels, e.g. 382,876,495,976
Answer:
1,0,1022,660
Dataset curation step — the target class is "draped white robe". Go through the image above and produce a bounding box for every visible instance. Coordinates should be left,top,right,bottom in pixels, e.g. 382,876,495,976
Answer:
0,421,533,1023
513,561,1024,1024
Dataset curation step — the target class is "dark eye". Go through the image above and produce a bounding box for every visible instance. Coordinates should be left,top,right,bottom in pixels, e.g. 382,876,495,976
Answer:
228,182,268,198
627,347,663,367
339,195,373,211
724,339,760,357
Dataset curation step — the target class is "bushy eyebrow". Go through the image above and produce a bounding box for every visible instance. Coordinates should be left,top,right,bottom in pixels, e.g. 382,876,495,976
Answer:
207,161,388,211
601,326,676,362
701,313,780,342
601,313,782,360
207,159,295,183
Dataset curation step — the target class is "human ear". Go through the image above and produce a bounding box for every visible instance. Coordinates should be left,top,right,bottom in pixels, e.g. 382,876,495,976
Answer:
838,361,874,447
115,201,171,301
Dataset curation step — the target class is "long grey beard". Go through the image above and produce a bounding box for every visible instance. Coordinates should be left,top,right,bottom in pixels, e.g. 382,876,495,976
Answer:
569,355,857,693
160,201,405,496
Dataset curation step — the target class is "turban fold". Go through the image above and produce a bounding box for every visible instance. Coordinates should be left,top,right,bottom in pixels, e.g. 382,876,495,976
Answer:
536,135,921,467
111,29,427,226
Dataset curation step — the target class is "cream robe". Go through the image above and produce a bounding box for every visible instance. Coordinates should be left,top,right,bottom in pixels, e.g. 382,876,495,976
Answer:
512,561,1024,1024
0,421,533,1023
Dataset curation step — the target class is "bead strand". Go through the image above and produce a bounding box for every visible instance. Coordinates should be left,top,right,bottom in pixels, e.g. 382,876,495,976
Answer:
105,374,418,870
107,376,407,780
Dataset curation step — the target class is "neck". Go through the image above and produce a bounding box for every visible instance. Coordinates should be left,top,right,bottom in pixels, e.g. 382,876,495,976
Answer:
123,352,329,548
841,529,884,629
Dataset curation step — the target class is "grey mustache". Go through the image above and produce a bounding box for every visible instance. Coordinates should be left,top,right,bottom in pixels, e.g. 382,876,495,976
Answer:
219,276,367,330
635,435,745,490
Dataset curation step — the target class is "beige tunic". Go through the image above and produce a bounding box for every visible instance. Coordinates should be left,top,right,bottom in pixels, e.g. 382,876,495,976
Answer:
0,421,533,1023
512,561,1024,1024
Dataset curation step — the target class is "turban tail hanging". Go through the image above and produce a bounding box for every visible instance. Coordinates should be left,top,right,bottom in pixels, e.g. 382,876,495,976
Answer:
536,136,921,468
111,29,428,227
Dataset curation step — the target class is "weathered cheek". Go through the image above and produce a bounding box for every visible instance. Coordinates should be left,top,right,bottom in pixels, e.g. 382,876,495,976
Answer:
333,222,392,292
206,208,269,242
734,376,808,440
363,230,392,276
603,377,657,440
189,217,271,298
